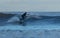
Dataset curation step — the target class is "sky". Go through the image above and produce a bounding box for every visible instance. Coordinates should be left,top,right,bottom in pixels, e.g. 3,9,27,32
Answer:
0,0,60,12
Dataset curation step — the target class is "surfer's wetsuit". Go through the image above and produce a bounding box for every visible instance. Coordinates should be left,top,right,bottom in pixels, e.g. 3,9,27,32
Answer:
21,12,27,20
20,12,27,24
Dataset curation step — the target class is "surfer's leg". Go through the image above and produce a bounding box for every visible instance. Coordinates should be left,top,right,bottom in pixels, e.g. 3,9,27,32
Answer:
19,18,26,26
19,19,23,24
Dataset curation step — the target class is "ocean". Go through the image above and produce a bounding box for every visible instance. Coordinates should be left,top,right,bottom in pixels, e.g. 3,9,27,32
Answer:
0,12,60,30
0,12,60,38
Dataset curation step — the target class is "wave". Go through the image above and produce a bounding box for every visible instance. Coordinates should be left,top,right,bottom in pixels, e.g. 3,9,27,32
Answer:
0,13,16,21
0,13,60,21
0,12,60,25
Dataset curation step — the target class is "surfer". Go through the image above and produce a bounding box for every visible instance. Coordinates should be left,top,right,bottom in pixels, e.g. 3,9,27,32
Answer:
20,12,27,24
21,12,27,20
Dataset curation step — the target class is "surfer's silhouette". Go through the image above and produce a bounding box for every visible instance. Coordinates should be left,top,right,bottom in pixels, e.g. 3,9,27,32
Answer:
20,12,27,25
21,12,27,20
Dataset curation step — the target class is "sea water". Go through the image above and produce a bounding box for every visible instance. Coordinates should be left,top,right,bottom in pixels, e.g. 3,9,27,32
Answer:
0,12,60,30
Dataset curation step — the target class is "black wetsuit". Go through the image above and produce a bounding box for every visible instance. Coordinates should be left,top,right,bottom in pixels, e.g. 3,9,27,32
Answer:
20,12,27,24
21,12,27,20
